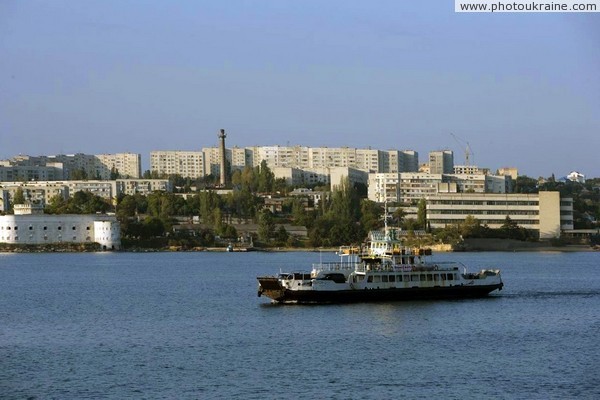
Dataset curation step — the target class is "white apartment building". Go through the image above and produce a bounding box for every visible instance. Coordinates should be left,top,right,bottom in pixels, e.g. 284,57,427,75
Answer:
0,179,171,211
116,179,172,196
368,172,510,204
96,153,141,178
453,165,483,175
426,192,574,239
150,151,204,178
0,165,63,181
0,153,142,181
0,205,120,249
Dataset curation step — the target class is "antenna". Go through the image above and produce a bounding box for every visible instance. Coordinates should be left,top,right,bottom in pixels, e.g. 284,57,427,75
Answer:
450,133,474,166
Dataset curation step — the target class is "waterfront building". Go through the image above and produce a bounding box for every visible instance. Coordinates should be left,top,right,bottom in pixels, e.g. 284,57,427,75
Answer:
0,204,121,250
426,191,573,239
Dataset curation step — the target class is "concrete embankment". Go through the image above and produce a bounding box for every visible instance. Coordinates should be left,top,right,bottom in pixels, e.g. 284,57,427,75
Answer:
457,238,596,252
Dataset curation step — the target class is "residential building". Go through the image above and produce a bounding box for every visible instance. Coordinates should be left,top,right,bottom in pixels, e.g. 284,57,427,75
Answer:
429,150,454,174
96,153,141,178
0,153,142,181
367,172,510,204
150,151,204,178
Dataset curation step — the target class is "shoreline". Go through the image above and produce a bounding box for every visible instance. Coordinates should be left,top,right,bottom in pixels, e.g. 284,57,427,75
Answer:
1,244,597,253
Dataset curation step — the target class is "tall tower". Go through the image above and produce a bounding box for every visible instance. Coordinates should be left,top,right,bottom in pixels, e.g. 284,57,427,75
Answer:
218,129,227,186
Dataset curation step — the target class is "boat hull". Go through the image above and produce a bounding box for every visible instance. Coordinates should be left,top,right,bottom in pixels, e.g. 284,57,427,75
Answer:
257,278,503,304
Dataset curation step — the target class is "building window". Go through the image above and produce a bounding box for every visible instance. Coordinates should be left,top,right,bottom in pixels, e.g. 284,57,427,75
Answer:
72,226,76,230
43,226,47,230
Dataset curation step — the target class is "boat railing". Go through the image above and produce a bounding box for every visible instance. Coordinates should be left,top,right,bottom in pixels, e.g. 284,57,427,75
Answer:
312,262,360,272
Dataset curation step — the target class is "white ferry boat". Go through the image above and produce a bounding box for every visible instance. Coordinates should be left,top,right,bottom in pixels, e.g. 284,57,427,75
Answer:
257,223,503,304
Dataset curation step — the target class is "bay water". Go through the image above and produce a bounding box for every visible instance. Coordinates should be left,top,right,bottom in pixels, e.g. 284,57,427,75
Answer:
1,251,599,399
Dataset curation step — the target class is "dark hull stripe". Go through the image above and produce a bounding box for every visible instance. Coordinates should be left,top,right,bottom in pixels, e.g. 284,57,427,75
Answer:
263,284,503,304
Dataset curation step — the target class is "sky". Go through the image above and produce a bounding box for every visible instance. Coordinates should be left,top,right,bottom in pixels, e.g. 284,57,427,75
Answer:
1,0,599,178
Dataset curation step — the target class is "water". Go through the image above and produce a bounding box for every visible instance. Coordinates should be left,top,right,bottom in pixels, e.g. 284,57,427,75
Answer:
1,251,599,399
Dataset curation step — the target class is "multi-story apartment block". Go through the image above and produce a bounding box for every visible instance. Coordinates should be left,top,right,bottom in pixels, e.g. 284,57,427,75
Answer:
0,153,142,181
116,179,172,196
150,151,204,179
368,172,510,204
368,173,401,203
401,150,419,172
96,153,141,178
429,150,454,174
201,147,223,176
196,145,419,182
0,165,63,181
272,166,368,189
453,165,483,175
0,179,171,211
230,147,254,171
426,192,574,239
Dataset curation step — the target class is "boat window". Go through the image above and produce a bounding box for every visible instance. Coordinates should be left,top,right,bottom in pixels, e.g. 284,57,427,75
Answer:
427,274,433,281
404,275,410,282
382,275,388,283
396,275,402,282
447,274,454,281
373,276,381,283
440,273,446,280
420,274,427,281
357,275,365,282
389,275,395,283
367,276,373,283
433,274,439,282
411,275,419,282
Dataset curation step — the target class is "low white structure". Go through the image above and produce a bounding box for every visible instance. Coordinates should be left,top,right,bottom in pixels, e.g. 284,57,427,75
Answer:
0,205,121,250
566,171,585,183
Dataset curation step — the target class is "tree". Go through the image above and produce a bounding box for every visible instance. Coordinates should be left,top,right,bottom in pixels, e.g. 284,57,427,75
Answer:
258,161,274,193
13,188,25,205
110,167,121,180
461,215,482,238
392,207,406,226
70,168,88,180
360,200,382,233
275,225,289,244
417,198,427,230
258,210,276,242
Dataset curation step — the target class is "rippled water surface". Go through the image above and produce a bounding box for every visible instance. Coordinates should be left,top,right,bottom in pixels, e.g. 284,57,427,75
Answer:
1,251,599,399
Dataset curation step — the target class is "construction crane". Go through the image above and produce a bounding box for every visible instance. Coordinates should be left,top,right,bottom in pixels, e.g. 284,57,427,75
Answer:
450,133,474,166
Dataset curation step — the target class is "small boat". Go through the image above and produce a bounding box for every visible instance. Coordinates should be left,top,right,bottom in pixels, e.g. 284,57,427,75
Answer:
257,216,503,304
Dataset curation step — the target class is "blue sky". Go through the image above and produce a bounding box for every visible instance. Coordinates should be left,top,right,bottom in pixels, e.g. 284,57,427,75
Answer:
1,1,599,177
